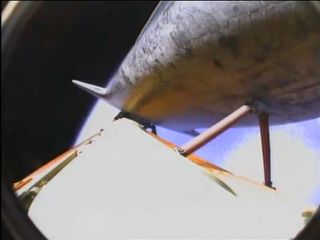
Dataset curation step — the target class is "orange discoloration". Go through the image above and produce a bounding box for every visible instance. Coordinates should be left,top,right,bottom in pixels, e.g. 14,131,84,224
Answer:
147,131,230,173
13,149,76,192
13,132,101,191
148,131,276,190
13,178,32,191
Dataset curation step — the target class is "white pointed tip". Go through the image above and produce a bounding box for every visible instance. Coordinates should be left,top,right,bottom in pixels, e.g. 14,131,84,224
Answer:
72,79,107,98
72,79,82,85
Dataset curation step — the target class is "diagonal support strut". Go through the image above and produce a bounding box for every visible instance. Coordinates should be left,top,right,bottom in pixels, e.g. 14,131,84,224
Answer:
175,101,274,188
258,112,273,188
175,105,252,156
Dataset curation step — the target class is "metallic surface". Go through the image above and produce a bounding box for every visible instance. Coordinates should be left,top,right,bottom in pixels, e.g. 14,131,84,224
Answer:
77,1,320,131
13,132,101,192
258,113,272,187
147,130,230,173
27,119,307,239
177,104,251,156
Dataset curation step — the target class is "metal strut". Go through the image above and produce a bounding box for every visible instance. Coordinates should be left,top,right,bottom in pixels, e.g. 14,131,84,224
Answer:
114,111,157,135
175,105,252,156
175,101,274,188
258,112,273,188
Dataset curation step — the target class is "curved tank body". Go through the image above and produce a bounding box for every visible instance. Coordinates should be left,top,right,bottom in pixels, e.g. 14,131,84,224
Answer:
78,1,320,131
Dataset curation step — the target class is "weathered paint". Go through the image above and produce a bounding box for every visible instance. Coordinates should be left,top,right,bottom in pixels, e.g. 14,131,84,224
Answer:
13,132,101,192
78,1,320,131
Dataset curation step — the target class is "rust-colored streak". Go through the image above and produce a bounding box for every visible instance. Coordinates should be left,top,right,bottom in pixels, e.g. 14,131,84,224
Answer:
13,149,76,192
13,132,101,191
13,178,32,192
13,127,228,192
148,131,229,173
179,105,251,156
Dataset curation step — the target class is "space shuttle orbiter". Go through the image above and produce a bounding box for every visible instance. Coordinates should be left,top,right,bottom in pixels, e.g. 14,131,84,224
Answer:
72,0,320,188
14,1,320,239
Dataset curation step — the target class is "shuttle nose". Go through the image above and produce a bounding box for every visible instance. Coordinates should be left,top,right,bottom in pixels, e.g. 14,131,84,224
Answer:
72,80,108,98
